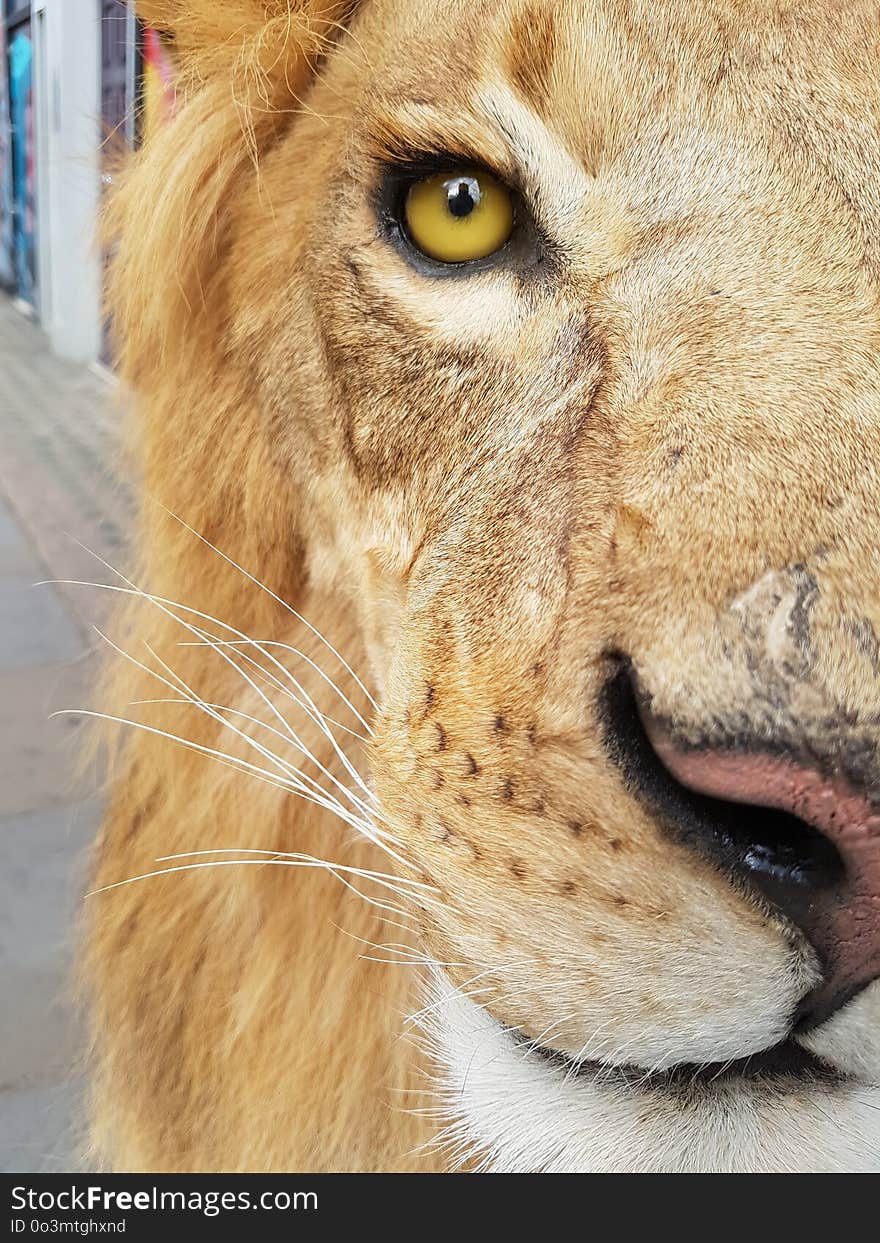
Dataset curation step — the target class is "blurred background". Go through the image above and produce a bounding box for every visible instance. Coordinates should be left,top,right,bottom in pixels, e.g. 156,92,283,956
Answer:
0,0,171,1171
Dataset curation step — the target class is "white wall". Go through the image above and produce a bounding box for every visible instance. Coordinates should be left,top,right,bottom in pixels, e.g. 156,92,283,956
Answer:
33,0,102,363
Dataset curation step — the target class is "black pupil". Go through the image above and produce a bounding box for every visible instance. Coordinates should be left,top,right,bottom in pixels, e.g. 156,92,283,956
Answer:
447,177,481,218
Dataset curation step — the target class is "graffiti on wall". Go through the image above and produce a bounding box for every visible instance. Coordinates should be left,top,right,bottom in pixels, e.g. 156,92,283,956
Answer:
8,20,36,306
0,19,15,291
142,27,175,141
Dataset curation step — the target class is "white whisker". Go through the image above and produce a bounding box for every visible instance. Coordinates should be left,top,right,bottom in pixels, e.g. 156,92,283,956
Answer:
92,627,374,836
50,578,389,842
155,508,380,713
88,856,417,920
405,960,541,1028
158,848,436,895
173,618,378,812
54,708,380,840
178,636,372,737
141,635,378,827
133,693,366,744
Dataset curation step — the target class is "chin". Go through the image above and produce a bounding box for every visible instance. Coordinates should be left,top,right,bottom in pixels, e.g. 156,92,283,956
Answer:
423,973,880,1173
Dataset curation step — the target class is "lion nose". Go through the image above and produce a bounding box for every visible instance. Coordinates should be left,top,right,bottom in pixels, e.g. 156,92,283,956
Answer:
643,716,880,1030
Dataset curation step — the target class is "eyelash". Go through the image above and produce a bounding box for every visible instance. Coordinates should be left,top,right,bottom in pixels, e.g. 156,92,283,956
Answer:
388,153,506,200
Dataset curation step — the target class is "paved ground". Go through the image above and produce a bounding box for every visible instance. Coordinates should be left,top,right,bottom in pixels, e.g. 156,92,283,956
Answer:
0,297,132,1172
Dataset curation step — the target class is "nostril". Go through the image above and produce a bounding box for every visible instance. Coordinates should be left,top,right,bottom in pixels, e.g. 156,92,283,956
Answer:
599,661,880,1028
600,664,845,900
640,719,848,902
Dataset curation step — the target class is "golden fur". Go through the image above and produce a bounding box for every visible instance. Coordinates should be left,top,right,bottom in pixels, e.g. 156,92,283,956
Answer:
86,0,880,1171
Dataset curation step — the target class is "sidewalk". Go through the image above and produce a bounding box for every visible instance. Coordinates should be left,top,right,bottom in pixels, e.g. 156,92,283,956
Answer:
0,297,132,1171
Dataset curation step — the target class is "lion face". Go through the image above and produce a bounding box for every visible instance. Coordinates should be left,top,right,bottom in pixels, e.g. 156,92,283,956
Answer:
110,0,880,1171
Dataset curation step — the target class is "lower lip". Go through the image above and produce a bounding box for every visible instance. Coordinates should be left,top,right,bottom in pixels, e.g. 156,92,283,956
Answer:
519,1034,840,1089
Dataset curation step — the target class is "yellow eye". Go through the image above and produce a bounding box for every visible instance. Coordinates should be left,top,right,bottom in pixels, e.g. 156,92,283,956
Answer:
404,169,515,263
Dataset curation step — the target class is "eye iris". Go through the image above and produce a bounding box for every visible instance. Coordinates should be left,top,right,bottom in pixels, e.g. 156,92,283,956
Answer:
403,168,514,264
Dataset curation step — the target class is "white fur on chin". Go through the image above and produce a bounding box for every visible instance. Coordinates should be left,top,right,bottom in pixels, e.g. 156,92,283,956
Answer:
423,971,880,1173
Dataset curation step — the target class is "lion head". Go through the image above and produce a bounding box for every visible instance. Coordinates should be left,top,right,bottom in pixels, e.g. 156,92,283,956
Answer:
87,0,880,1171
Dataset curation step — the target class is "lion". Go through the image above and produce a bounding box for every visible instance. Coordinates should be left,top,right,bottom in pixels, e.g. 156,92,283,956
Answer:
84,0,880,1172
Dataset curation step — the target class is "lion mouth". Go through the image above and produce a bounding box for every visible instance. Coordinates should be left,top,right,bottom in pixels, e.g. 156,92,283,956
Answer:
520,1034,839,1090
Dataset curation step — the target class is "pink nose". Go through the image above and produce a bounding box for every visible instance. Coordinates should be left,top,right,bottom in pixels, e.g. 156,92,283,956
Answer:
646,731,880,1027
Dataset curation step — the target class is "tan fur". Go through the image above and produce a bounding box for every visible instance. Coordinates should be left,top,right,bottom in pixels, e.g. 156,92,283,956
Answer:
87,0,880,1171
